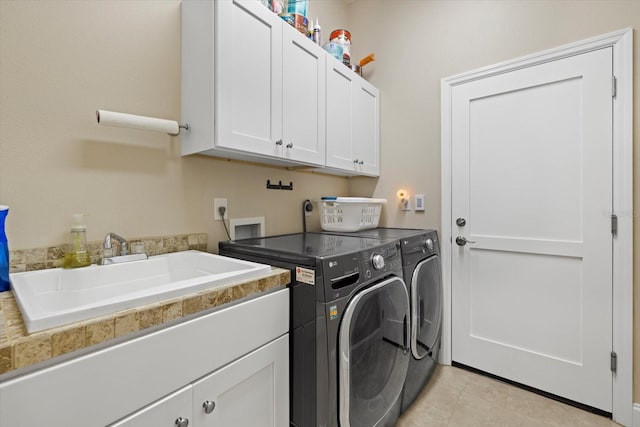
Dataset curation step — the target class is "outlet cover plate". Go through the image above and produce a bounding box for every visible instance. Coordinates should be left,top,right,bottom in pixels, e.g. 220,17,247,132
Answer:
214,198,228,221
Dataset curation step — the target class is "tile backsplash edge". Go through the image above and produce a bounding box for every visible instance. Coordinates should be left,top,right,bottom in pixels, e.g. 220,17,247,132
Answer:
8,233,208,273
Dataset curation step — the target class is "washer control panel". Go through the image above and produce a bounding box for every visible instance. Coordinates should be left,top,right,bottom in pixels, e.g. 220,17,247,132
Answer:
361,241,402,279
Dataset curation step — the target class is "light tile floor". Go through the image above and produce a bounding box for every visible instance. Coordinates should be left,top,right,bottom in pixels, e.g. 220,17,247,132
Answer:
398,365,620,427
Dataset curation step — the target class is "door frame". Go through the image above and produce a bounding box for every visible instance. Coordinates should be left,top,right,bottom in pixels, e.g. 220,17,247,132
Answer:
440,28,633,425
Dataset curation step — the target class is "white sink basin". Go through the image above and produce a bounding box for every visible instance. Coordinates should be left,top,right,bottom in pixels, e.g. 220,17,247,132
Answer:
10,250,272,333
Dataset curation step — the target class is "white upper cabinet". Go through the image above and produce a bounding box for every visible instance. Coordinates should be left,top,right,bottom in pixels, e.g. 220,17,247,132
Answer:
182,0,378,175
183,0,286,162
216,0,284,158
325,58,355,171
282,23,326,165
325,55,380,176
353,77,380,176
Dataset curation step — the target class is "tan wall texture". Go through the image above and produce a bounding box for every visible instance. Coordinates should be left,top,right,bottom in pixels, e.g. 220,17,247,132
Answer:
0,0,351,252
0,0,637,406
346,0,639,405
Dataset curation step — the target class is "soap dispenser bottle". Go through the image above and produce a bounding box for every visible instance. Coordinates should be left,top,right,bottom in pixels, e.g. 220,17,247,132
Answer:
64,214,91,268
0,205,10,292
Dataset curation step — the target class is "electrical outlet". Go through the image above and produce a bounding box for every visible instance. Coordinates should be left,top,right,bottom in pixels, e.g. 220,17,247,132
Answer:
214,198,228,221
415,194,425,211
401,198,411,211
303,200,313,217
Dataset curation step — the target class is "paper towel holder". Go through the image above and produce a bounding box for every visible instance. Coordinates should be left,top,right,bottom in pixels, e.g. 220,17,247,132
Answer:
169,123,190,136
96,109,190,136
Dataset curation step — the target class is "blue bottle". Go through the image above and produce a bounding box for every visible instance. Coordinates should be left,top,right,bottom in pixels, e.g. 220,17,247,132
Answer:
0,205,9,292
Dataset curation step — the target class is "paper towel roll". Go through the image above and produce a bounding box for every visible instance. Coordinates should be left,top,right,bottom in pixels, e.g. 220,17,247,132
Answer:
96,110,180,135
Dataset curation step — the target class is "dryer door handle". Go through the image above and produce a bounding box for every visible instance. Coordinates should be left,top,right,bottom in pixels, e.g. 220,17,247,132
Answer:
403,315,409,353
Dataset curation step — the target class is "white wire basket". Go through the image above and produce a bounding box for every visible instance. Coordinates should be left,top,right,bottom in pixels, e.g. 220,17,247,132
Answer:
318,197,387,232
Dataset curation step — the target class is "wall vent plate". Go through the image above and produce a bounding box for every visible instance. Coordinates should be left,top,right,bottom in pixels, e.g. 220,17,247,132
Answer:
230,217,265,240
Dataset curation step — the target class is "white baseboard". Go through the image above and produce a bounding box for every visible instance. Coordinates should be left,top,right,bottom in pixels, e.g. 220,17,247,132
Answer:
632,403,640,427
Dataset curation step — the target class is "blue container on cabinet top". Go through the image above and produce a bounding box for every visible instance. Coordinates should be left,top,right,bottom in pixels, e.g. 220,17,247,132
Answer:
0,205,10,292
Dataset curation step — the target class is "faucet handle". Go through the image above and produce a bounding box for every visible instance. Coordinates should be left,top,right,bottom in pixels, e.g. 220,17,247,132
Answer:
120,242,128,256
131,242,146,255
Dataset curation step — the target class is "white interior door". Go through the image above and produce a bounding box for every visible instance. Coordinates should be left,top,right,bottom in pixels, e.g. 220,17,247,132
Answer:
451,47,613,411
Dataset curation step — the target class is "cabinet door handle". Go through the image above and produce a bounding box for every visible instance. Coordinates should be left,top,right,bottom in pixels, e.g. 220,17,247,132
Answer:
202,400,216,414
275,139,283,146
175,417,189,427
286,142,293,149
358,160,364,165
353,159,359,164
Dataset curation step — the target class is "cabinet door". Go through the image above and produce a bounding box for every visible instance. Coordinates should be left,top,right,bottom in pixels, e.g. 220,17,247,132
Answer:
325,56,356,171
353,78,380,176
216,0,283,157
192,335,289,427
282,24,326,166
109,386,192,427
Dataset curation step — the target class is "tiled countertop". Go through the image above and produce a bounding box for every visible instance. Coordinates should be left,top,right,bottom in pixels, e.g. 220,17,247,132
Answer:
0,267,290,376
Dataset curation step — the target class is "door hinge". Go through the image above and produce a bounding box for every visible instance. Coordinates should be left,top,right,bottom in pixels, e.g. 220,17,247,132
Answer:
610,351,617,373
611,214,618,236
612,76,617,98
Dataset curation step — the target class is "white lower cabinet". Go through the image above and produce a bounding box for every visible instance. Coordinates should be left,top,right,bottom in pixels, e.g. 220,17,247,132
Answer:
112,335,288,427
0,289,289,427
192,335,288,426
110,386,193,427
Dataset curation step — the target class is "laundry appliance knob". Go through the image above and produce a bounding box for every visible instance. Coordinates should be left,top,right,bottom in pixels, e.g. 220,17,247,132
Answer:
371,254,385,270
425,238,434,251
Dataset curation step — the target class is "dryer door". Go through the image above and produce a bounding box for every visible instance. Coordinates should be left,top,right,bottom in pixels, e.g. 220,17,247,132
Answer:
339,277,410,427
411,255,442,360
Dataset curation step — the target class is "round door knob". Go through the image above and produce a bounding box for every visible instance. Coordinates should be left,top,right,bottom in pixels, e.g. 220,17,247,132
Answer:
425,238,434,251
275,139,283,146
358,160,364,165
353,159,359,164
286,142,293,148
371,254,385,270
175,417,189,427
202,400,216,414
456,217,467,227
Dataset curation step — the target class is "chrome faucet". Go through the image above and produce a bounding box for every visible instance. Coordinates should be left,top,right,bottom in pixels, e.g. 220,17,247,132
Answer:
103,232,128,256
100,232,148,265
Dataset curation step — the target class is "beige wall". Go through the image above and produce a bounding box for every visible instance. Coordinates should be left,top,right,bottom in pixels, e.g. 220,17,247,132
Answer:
0,0,351,252
346,0,639,404
1,0,637,406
